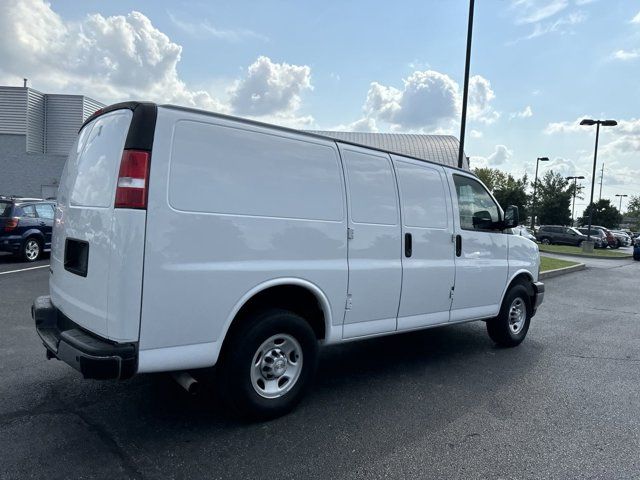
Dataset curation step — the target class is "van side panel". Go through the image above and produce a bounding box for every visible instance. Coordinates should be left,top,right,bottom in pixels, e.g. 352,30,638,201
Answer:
138,108,348,370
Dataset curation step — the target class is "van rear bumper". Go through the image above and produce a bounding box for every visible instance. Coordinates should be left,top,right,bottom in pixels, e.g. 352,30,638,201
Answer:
32,296,137,380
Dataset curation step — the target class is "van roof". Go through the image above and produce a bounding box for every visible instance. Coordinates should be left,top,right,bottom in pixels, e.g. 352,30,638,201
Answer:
82,102,473,174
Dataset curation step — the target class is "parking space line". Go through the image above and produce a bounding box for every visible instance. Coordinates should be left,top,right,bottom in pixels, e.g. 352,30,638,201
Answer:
0,265,49,275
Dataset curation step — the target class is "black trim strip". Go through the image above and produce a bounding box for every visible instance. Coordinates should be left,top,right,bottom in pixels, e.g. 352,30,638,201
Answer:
80,102,158,152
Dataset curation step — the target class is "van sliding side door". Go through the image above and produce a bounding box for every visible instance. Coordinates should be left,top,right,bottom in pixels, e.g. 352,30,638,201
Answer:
339,145,402,339
392,157,456,330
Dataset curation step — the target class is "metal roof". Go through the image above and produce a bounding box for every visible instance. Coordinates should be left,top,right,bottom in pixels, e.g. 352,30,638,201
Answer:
307,131,469,170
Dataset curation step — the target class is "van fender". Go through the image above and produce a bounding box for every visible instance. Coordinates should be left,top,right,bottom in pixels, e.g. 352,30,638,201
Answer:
214,277,335,362
499,269,535,309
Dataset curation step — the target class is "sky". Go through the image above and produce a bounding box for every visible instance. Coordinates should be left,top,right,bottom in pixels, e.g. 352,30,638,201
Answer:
0,0,638,212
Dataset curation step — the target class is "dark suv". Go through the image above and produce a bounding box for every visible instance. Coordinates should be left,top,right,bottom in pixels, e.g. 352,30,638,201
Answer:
536,225,587,246
576,227,607,249
0,197,55,262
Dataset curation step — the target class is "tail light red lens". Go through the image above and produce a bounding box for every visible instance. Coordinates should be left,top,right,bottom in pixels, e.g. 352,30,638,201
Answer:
115,149,150,209
4,217,19,232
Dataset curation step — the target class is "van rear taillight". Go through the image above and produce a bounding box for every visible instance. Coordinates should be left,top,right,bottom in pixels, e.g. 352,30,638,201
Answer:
4,217,19,232
115,149,150,209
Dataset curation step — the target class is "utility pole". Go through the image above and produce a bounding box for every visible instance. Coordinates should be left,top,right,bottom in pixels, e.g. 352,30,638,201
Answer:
566,176,585,226
579,119,617,246
458,0,475,169
598,163,604,201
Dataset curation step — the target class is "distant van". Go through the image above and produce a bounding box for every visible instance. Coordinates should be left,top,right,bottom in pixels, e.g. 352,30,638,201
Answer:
33,102,544,419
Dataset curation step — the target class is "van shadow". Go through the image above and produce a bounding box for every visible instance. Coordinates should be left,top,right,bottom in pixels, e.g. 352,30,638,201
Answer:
0,252,50,266
121,322,542,432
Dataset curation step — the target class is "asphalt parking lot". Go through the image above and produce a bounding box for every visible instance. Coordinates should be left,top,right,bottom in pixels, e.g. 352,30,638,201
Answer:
1,253,639,480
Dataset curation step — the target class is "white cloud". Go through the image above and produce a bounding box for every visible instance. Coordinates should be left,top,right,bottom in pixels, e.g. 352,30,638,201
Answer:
468,75,500,124
329,117,379,133
358,70,497,132
363,70,460,130
468,145,513,169
229,56,312,116
510,105,533,119
167,11,268,43
612,49,639,61
487,145,513,166
470,129,483,139
545,157,583,178
545,117,640,187
0,0,315,127
513,0,569,24
632,11,640,24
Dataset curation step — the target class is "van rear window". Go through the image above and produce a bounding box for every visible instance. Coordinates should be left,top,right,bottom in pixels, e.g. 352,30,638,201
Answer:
60,110,133,208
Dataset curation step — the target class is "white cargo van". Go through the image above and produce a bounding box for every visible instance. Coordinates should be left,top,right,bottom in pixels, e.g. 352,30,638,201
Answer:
33,102,544,418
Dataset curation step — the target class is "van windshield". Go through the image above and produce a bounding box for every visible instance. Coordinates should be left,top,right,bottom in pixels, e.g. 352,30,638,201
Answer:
0,201,12,217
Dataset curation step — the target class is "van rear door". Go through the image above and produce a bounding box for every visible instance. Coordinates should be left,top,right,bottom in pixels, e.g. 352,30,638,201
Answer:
50,104,155,342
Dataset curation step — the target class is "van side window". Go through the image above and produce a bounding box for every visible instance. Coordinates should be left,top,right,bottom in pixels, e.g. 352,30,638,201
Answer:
343,150,397,225
453,175,500,231
395,161,448,229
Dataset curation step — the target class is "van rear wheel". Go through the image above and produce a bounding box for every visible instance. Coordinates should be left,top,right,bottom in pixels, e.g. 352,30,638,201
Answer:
219,309,318,420
486,284,531,347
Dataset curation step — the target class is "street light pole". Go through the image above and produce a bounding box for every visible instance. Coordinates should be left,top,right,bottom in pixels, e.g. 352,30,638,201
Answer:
615,194,628,213
458,0,475,169
531,156,549,229
580,119,617,244
566,176,585,226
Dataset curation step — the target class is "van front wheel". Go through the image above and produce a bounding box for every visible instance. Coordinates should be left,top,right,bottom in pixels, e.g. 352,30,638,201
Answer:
220,309,318,420
486,284,531,347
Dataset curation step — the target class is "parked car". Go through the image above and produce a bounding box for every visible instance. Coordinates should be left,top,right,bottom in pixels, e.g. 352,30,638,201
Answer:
511,225,537,242
32,102,544,419
536,225,588,246
610,230,632,248
585,225,619,249
0,196,55,261
576,227,607,249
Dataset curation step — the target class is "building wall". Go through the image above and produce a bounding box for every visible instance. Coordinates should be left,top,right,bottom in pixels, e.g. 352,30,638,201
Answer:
45,95,84,156
26,89,45,153
0,86,104,198
0,134,66,198
0,87,27,136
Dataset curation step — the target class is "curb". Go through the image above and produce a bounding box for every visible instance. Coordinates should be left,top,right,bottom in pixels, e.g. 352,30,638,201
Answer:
539,263,586,279
538,250,632,260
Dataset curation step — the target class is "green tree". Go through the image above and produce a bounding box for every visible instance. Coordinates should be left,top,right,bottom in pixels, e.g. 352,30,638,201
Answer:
534,171,572,226
626,195,640,230
473,167,529,221
577,199,622,229
473,167,507,192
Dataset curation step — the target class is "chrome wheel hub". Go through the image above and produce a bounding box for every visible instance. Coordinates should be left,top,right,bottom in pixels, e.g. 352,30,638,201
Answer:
25,240,39,260
250,334,302,399
508,297,526,334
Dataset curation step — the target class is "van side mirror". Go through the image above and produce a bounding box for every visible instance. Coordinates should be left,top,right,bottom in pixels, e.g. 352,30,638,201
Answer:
503,205,519,229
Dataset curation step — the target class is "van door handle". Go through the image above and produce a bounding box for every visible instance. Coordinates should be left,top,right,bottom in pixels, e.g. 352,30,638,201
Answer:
405,233,412,258
455,235,462,257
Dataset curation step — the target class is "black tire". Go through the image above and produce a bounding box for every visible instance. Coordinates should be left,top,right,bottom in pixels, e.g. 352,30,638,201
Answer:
540,238,551,245
219,308,318,420
577,240,584,248
21,237,41,262
486,284,532,348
